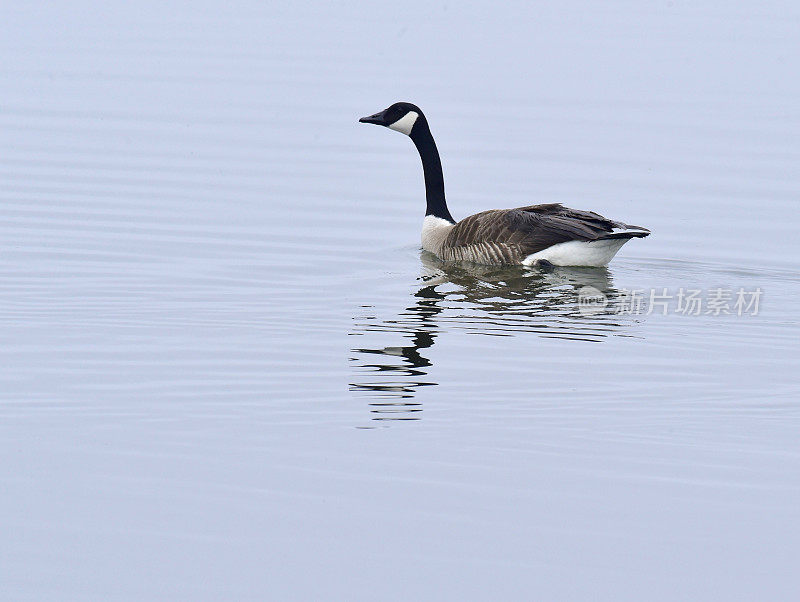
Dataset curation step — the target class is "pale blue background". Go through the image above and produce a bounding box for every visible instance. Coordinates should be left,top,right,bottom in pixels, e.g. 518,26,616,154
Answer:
2,2,799,600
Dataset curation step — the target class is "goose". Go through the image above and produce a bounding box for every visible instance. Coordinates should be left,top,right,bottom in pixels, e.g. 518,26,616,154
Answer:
359,102,649,267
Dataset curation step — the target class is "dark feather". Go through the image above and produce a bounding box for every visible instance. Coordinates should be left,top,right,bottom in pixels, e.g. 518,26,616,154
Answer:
441,203,649,264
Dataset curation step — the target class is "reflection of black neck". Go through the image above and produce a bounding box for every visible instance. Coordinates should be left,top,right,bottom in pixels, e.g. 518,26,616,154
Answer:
410,120,455,223
349,285,444,413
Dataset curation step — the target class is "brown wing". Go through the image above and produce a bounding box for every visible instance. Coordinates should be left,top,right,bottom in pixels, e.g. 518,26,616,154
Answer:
442,203,649,264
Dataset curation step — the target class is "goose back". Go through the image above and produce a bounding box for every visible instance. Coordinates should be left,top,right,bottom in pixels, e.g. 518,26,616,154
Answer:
439,203,649,265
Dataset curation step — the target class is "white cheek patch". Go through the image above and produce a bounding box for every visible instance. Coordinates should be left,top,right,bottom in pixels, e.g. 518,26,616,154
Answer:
388,111,419,135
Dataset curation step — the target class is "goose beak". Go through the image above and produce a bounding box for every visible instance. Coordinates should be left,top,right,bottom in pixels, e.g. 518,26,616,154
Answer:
359,110,388,126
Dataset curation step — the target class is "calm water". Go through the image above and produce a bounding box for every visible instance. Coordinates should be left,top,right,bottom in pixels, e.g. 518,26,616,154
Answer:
2,2,800,600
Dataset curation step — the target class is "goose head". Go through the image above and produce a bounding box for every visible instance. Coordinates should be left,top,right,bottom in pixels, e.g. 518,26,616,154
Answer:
359,102,423,136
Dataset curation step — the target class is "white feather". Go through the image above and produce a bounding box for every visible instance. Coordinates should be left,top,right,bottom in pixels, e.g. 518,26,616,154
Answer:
421,215,454,255
388,111,419,135
522,238,630,267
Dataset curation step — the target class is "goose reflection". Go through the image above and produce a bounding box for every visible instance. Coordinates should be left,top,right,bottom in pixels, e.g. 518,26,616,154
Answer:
349,284,444,420
349,252,631,421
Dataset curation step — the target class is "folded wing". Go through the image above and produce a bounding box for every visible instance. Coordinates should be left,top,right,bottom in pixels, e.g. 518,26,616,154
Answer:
442,203,649,264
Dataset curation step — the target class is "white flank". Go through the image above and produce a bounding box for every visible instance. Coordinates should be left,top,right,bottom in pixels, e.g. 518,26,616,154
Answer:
388,111,419,135
421,215,454,255
522,238,630,267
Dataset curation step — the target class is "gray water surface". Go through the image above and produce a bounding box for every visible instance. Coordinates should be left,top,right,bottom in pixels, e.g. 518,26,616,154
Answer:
2,2,800,600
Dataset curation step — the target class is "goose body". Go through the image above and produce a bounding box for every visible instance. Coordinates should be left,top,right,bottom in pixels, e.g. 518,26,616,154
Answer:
360,102,649,267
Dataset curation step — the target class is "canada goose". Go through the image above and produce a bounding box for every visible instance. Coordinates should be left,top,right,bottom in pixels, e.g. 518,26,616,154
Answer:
359,102,649,267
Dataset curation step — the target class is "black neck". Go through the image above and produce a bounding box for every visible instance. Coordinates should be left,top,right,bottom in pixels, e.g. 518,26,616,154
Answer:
410,120,455,223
